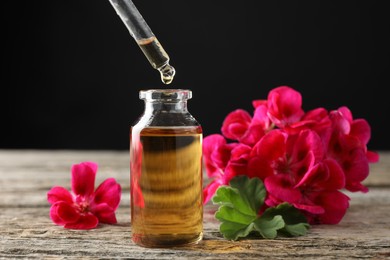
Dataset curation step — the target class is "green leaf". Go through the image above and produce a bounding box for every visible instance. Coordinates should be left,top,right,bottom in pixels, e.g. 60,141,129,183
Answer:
260,202,310,237
215,204,257,225
229,175,266,214
282,223,310,237
211,176,310,241
213,186,257,217
253,215,285,239
219,221,255,241
212,176,265,240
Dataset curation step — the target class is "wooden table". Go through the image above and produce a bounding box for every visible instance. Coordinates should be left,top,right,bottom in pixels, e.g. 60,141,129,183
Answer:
1,150,389,259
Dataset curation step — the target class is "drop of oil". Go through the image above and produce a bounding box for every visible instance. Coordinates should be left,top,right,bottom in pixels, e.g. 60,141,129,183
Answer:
158,63,176,84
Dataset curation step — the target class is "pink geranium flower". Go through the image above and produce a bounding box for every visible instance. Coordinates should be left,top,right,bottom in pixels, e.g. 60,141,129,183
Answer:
267,86,305,127
47,162,121,229
221,104,271,146
203,134,238,203
265,158,349,224
327,107,380,192
202,85,379,225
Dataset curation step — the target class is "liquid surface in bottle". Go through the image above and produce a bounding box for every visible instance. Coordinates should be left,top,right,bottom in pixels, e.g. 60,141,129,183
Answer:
137,37,176,84
130,126,203,247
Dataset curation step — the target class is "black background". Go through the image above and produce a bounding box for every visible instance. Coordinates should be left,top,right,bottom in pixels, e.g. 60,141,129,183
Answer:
2,1,389,151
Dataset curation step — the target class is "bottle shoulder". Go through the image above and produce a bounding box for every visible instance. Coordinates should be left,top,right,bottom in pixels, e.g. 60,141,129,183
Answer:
132,125,202,136
132,111,201,129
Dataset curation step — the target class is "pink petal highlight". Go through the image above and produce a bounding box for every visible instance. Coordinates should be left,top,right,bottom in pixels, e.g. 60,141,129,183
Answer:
330,110,351,135
64,213,99,230
47,186,73,205
350,119,371,145
337,106,353,123
311,191,350,224
342,148,370,192
92,203,118,224
50,202,68,226
203,134,236,179
366,151,379,163
292,129,324,163
294,163,327,189
293,202,325,215
93,178,121,210
240,105,271,146
56,201,80,223
265,175,301,204
248,130,287,179
203,180,224,204
203,134,226,157
71,162,97,197
252,99,267,108
221,109,252,141
267,86,304,127
323,159,345,190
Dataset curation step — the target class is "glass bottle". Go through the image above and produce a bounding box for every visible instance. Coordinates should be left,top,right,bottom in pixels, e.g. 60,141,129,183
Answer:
130,89,203,247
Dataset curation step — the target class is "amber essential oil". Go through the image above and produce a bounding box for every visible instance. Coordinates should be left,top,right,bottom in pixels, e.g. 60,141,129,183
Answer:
130,126,203,247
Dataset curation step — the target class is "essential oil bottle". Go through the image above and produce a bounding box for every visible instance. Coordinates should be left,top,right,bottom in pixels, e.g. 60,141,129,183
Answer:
130,89,203,247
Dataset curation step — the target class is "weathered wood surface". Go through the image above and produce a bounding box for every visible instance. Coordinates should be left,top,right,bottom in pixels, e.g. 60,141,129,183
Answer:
0,150,389,259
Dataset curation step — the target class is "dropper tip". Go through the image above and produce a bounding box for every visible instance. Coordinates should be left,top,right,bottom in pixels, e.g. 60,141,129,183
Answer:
159,64,176,84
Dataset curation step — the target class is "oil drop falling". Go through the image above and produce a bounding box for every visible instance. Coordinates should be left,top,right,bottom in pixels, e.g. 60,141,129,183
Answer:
158,63,176,84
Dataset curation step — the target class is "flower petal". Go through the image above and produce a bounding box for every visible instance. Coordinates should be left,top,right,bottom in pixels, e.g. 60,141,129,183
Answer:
294,163,326,189
342,148,370,192
311,191,350,224
290,151,315,182
240,105,271,146
291,129,324,163
91,203,117,224
264,174,301,203
93,178,121,210
248,130,286,179
267,86,304,127
47,186,73,205
337,106,353,123
350,119,371,145
50,203,67,226
223,144,252,182
64,213,99,230
221,109,252,141
330,110,351,135
203,134,236,179
203,180,223,204
252,99,267,108
56,201,80,223
366,150,379,163
71,162,97,197
229,143,251,162
49,201,81,227
203,134,226,158
293,202,325,215
323,159,345,190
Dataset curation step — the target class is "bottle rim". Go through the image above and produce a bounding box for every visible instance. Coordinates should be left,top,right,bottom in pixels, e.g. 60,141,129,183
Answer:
139,89,192,101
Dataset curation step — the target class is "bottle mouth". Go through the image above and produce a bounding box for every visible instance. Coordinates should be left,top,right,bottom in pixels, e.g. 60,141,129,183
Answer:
140,89,192,101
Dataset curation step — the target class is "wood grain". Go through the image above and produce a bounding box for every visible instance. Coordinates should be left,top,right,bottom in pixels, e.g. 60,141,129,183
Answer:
1,150,389,259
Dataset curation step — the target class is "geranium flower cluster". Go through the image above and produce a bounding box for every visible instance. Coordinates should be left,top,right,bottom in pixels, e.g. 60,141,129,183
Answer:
203,86,379,224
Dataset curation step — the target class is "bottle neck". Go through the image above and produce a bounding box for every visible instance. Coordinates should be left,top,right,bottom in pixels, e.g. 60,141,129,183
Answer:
144,100,188,114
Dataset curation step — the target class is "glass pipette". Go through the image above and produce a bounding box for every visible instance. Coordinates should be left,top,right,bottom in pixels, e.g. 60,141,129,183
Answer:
108,0,175,84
